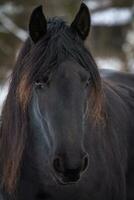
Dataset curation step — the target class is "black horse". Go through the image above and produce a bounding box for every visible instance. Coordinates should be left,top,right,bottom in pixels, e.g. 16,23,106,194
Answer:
1,3,134,200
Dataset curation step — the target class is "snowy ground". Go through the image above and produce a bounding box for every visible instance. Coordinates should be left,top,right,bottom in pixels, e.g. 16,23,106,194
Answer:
91,8,132,26
86,0,133,26
96,57,123,71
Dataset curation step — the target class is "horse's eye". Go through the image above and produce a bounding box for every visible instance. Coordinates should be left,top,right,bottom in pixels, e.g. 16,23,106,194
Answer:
85,78,91,88
35,82,45,89
35,76,50,89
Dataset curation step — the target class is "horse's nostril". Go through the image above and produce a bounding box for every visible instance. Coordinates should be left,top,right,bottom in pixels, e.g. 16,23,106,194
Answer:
53,157,64,173
53,153,89,184
81,154,89,172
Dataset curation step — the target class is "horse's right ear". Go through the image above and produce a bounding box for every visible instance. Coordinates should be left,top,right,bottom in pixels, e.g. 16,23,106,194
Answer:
29,6,47,43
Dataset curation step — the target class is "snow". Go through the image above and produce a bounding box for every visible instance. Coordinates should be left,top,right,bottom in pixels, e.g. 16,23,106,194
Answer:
0,3,27,40
0,2,23,15
0,81,9,115
96,57,123,71
91,8,132,26
86,1,100,10
0,12,28,41
86,0,132,26
0,71,11,115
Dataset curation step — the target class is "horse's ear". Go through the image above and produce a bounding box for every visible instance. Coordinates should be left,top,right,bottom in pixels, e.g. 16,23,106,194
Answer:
71,3,91,40
29,6,47,43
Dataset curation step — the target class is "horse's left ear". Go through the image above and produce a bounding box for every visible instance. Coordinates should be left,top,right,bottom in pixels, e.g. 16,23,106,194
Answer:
71,3,91,40
29,6,47,43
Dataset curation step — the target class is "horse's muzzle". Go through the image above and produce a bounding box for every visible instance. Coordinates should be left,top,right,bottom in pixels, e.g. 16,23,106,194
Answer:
52,153,89,185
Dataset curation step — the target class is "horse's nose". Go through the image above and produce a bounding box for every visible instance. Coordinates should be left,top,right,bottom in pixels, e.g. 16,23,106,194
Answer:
53,153,89,183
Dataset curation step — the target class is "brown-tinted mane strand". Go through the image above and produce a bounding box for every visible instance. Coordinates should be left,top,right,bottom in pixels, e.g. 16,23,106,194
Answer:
0,39,32,193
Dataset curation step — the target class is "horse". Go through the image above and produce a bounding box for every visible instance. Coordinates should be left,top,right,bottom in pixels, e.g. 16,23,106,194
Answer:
0,3,134,200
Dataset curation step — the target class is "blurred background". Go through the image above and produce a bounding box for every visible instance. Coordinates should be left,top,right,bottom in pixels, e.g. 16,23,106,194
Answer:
0,0,134,113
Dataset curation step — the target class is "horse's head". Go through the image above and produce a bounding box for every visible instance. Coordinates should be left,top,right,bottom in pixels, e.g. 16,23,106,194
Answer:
28,3,101,185
0,4,102,192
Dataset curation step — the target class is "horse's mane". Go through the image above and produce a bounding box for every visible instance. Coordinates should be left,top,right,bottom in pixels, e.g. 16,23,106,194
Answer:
0,17,103,193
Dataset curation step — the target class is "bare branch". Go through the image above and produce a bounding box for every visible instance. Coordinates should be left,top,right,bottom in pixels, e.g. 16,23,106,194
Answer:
0,12,28,42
